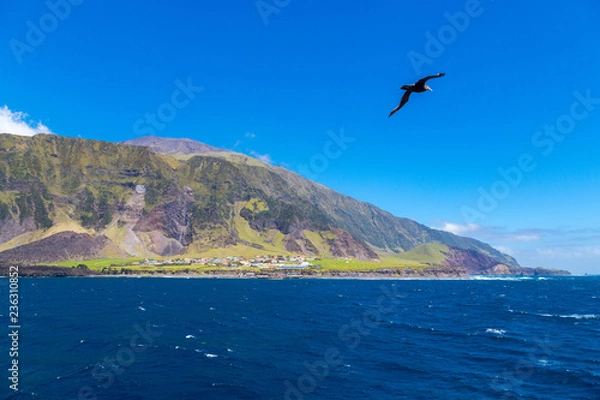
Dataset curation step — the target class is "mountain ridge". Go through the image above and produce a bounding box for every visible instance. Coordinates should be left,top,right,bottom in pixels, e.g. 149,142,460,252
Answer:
122,136,230,157
0,133,520,271
123,136,518,264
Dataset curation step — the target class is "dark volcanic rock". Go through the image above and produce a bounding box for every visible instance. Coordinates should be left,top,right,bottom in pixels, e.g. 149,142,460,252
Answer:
443,247,570,276
323,266,466,278
327,229,379,260
0,265,96,277
0,231,126,264
134,188,194,246
284,237,303,253
443,247,499,274
0,216,36,246
303,238,319,254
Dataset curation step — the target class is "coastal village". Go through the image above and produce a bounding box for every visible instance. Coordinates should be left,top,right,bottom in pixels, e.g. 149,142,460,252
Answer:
132,255,317,269
98,255,324,278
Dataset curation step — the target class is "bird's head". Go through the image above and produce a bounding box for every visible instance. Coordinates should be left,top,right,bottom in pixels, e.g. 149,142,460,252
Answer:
425,85,433,92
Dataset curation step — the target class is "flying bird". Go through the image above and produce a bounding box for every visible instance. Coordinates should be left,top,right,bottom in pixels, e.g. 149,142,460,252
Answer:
388,72,446,117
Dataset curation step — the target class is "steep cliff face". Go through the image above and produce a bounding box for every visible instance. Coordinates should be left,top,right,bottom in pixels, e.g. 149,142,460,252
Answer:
0,134,518,268
326,229,379,259
132,186,194,256
442,247,569,276
443,247,499,274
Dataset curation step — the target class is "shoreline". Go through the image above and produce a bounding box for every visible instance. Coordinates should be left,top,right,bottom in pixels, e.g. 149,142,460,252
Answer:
0,265,574,279
0,271,579,281
1,274,587,280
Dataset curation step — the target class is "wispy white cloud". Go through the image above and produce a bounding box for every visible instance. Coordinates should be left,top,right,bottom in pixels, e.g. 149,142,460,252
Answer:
232,132,257,151
485,227,600,243
250,150,272,164
536,246,600,259
512,234,541,242
435,222,481,235
436,222,548,242
0,105,52,136
484,228,543,242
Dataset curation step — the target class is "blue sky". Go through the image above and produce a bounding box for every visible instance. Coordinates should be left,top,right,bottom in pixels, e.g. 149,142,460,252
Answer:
1,0,599,274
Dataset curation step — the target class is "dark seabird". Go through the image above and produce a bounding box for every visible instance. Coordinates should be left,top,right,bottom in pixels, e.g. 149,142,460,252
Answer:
388,72,445,117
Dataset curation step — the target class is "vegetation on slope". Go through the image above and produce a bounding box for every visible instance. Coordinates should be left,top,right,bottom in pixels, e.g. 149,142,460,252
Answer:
0,134,516,267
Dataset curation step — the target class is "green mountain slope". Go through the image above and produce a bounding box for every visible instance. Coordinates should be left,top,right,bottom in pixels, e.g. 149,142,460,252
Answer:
0,133,516,267
126,136,517,264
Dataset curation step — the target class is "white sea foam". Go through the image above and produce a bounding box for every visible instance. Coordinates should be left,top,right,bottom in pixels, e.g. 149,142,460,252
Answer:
559,314,599,320
486,328,506,335
472,276,533,281
186,334,197,339
537,313,599,320
205,353,218,358
137,306,146,311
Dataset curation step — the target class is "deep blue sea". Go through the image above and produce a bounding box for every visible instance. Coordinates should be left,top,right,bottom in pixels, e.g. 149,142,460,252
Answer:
1,276,599,399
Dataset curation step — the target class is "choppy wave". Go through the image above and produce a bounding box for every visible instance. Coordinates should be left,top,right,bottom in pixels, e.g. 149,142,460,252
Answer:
538,313,600,320
471,275,534,281
12,276,599,399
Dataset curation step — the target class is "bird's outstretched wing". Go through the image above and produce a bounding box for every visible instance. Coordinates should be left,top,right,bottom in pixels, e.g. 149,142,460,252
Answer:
415,72,445,86
388,90,412,117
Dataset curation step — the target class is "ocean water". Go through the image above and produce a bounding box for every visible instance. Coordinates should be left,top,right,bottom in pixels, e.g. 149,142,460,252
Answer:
1,276,599,399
